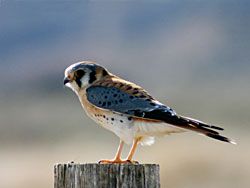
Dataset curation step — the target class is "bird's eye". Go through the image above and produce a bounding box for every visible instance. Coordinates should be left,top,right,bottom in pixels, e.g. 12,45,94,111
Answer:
75,70,85,78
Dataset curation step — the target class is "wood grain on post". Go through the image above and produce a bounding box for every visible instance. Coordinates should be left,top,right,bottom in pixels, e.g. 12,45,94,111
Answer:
54,163,160,188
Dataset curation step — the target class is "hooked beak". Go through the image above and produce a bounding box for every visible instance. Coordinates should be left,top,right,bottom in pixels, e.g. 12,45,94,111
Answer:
63,77,70,85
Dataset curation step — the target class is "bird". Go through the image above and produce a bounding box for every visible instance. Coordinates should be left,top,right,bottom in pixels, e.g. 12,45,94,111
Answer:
63,61,236,164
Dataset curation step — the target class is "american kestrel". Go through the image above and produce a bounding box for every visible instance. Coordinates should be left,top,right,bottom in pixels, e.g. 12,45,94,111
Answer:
64,61,235,164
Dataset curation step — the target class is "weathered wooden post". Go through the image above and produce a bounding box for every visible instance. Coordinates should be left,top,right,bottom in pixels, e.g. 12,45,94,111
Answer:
54,163,160,188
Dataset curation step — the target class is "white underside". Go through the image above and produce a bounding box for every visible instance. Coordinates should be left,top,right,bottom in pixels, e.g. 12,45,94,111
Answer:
83,103,186,146
98,117,186,146
134,121,186,146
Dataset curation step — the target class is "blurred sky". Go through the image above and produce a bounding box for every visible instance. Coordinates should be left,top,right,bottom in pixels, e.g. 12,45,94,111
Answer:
0,1,250,188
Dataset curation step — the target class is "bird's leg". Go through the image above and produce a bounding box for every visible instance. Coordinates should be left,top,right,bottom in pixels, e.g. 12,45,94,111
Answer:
99,140,126,164
126,138,140,163
113,139,124,161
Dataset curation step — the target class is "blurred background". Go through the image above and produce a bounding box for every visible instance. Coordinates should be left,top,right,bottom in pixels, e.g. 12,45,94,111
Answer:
0,1,249,188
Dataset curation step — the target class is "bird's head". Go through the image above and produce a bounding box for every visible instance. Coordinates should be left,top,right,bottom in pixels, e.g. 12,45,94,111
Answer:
64,61,109,93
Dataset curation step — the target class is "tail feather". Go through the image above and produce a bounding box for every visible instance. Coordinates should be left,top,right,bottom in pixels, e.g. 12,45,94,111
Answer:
140,108,236,144
181,116,224,130
179,116,236,144
206,133,236,145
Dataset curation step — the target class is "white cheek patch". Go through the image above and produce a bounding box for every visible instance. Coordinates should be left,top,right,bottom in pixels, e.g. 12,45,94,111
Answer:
65,82,78,93
80,75,89,88
65,82,72,88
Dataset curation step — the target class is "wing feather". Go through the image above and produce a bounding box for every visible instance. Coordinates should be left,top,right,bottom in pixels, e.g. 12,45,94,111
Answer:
86,85,175,117
86,81,235,144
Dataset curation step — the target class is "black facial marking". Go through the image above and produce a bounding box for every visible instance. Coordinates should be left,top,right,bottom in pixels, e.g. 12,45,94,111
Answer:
89,70,96,84
102,69,108,77
75,69,85,79
75,78,82,88
128,117,132,121
111,118,114,121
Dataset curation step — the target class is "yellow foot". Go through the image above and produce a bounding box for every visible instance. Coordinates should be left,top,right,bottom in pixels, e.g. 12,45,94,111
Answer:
98,159,139,164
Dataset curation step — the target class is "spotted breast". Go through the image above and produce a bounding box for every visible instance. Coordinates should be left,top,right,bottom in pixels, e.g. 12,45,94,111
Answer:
79,91,136,144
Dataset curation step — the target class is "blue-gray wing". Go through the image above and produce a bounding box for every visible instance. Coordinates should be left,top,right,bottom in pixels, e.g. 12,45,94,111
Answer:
86,86,233,144
86,86,176,118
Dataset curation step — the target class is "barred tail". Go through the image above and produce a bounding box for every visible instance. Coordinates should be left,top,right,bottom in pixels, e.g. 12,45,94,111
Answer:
139,108,236,144
179,116,236,144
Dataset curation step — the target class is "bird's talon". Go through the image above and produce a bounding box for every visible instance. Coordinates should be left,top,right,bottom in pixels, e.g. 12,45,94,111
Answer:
126,160,139,164
98,159,139,164
98,159,122,164
98,160,112,164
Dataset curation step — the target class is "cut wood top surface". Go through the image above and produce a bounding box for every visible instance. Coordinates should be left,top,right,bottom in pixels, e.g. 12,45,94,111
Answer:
54,163,160,188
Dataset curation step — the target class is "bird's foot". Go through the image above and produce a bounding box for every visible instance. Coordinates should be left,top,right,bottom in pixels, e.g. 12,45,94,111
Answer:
98,159,139,164
125,159,139,164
